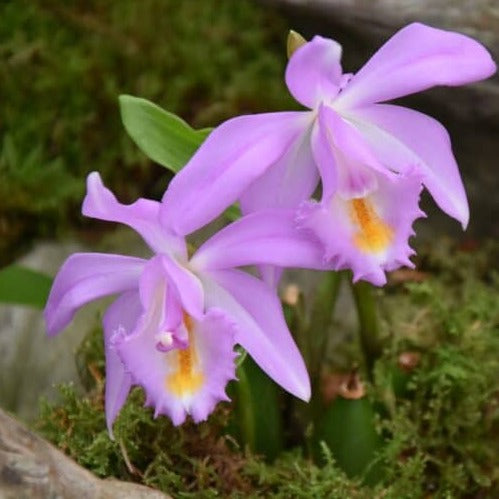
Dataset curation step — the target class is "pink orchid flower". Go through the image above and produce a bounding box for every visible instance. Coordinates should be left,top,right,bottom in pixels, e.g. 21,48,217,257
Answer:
45,173,324,434
161,23,496,285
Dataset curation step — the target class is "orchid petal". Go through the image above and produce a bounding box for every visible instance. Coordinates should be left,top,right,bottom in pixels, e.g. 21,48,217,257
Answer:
136,256,184,336
335,23,496,109
239,123,318,214
117,309,236,425
257,265,283,290
191,209,326,271
348,103,469,227
102,290,142,437
285,35,344,108
237,124,318,289
297,170,424,286
83,172,186,257
136,254,204,328
317,104,390,199
137,256,167,310
160,112,310,236
160,254,204,320
44,253,145,335
201,269,311,401
310,116,338,199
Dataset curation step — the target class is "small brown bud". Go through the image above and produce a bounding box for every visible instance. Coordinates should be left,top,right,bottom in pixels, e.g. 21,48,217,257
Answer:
397,351,421,373
282,283,300,306
338,370,366,400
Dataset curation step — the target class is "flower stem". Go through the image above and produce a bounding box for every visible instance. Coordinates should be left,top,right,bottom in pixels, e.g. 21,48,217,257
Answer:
234,363,255,450
307,271,343,426
351,280,383,378
308,271,343,381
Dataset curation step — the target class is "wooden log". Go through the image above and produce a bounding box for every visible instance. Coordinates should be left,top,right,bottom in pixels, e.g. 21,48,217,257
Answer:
0,408,168,499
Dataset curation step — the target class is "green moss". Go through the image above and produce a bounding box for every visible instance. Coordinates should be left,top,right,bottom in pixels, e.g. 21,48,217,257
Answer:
36,242,499,496
1,0,294,263
373,241,499,496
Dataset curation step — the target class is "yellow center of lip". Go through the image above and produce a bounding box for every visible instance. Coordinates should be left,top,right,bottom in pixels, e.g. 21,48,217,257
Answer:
167,314,203,396
349,198,393,253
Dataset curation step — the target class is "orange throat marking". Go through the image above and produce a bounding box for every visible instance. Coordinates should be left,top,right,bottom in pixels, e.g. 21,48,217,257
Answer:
166,314,204,397
349,198,393,253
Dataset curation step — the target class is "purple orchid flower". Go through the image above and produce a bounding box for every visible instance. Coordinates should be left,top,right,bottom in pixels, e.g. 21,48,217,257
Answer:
44,173,325,434
160,23,496,285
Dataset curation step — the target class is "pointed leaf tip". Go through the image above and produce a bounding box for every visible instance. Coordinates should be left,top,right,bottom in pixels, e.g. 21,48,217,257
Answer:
287,30,307,59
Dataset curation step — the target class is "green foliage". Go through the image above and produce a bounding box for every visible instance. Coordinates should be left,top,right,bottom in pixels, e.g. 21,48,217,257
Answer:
0,264,52,307
314,395,384,485
119,95,211,173
36,243,499,497
0,134,83,264
373,243,499,497
241,447,362,498
1,0,294,262
228,356,284,460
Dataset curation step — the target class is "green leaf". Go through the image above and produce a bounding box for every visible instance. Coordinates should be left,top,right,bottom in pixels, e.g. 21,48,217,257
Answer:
119,95,211,173
314,396,384,484
228,356,284,460
0,265,53,308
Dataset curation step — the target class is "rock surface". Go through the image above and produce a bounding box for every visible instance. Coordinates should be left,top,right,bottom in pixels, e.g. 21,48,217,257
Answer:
0,231,148,421
257,0,499,239
0,242,92,421
260,0,499,121
0,407,168,499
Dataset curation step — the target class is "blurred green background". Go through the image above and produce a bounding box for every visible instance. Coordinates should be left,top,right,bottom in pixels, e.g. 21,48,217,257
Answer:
0,0,297,265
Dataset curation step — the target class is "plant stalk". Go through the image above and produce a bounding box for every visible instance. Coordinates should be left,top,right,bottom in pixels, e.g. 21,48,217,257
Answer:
351,280,383,378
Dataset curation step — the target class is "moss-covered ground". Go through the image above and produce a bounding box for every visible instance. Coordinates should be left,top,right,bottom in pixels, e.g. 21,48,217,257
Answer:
36,241,499,498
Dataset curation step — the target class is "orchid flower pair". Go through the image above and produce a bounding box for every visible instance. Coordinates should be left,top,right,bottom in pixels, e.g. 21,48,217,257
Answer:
45,23,495,430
